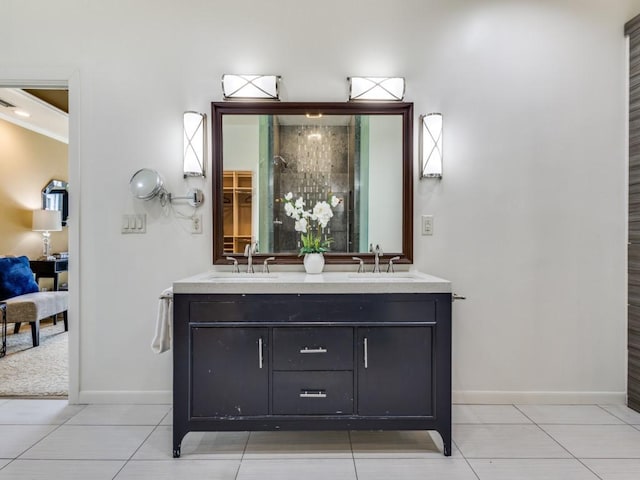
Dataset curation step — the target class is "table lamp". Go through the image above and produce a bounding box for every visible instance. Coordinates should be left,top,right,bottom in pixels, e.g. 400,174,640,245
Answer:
32,209,62,260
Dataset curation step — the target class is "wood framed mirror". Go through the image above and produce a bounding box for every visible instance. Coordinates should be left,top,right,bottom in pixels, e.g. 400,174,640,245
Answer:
211,101,413,265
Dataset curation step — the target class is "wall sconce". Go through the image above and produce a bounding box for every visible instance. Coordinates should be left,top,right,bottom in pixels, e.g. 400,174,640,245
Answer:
348,77,405,101
222,74,280,100
129,168,204,207
420,113,443,179
183,111,206,178
32,209,62,259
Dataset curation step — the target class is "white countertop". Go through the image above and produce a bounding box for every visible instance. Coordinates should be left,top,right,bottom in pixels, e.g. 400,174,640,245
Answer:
173,270,451,295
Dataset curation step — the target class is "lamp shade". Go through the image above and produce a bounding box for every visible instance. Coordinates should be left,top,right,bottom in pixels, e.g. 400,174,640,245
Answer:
222,74,280,100
420,113,443,178
183,111,206,177
32,209,62,232
348,77,405,101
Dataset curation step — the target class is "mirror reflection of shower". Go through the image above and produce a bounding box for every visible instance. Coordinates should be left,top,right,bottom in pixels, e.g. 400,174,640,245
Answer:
269,116,358,254
273,155,288,168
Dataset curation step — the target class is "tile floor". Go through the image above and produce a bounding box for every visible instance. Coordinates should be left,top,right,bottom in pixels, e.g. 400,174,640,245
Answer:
0,400,640,479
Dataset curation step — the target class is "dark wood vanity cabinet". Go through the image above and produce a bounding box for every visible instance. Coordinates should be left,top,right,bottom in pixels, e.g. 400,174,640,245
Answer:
173,293,452,457
191,327,269,417
357,327,433,417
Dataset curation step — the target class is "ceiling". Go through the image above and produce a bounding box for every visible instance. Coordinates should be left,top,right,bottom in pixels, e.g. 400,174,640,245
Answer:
24,89,68,113
0,88,69,143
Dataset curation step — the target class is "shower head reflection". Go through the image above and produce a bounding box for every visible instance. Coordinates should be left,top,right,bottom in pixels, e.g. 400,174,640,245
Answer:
274,155,288,168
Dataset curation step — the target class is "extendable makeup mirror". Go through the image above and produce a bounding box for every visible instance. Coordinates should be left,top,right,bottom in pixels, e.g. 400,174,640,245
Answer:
130,168,204,207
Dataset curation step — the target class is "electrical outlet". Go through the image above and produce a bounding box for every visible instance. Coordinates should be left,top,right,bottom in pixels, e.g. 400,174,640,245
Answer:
191,214,203,234
421,215,433,236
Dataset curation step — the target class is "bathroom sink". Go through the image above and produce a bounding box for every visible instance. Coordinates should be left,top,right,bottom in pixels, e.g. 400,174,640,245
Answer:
205,272,280,281
346,272,423,282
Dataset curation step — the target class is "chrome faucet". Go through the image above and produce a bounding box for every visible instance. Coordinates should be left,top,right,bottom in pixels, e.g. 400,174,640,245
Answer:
262,256,275,274
387,256,400,273
226,256,240,273
369,244,382,273
244,242,258,273
352,256,364,273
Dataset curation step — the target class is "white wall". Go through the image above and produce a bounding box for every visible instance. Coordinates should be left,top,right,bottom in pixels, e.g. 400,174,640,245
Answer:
1,0,638,404
368,116,403,251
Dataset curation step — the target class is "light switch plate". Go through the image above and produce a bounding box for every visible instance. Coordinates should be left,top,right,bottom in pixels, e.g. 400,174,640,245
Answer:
421,215,433,236
122,214,146,234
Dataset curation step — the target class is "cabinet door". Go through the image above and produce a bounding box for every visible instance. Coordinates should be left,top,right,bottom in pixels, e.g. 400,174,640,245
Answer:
191,327,268,417
357,327,432,416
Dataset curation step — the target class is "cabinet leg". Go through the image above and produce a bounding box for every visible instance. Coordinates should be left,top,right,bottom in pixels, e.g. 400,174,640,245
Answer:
439,428,452,457
173,445,181,458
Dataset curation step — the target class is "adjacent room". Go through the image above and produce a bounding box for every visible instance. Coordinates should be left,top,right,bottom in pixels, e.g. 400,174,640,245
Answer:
0,88,69,398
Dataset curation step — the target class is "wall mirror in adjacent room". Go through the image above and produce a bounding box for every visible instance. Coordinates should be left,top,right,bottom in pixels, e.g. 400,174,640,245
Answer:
211,102,413,265
42,179,69,227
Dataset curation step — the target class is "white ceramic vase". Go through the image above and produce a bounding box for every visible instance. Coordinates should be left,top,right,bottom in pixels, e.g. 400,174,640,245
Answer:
303,253,325,274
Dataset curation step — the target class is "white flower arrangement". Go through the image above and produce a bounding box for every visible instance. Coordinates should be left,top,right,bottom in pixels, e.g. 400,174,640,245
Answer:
282,192,341,254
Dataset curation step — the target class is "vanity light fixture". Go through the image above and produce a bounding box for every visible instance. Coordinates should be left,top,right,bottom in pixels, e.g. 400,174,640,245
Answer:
348,76,405,101
183,111,206,178
221,74,280,100
420,113,443,179
129,168,204,208
32,209,62,259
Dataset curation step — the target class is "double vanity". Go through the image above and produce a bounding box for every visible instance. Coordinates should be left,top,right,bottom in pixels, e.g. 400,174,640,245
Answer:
170,101,452,457
172,271,452,457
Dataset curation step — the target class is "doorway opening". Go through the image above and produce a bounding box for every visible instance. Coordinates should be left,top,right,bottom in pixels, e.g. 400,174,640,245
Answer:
0,85,73,399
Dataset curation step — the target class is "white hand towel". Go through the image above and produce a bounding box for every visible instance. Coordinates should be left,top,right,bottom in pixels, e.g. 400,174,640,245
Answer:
151,287,173,354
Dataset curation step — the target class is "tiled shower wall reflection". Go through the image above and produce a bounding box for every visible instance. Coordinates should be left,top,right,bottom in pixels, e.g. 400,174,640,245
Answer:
273,123,351,253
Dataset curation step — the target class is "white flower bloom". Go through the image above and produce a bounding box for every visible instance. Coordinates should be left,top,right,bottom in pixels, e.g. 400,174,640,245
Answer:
281,194,339,252
313,201,333,228
295,217,308,233
284,202,297,219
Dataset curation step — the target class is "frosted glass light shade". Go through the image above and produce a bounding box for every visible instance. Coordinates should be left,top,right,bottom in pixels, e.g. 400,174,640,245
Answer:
222,74,280,100
183,111,206,177
348,77,405,101
32,209,62,232
420,113,443,179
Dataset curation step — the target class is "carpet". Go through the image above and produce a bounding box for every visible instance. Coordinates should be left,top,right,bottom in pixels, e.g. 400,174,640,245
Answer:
0,320,68,397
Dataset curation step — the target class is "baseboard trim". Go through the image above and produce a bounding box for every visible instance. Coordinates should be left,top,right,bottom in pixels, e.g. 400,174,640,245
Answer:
453,390,627,405
77,390,171,404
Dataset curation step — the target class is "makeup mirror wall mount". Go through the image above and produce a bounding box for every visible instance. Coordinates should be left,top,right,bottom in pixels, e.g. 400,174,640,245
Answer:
212,101,413,265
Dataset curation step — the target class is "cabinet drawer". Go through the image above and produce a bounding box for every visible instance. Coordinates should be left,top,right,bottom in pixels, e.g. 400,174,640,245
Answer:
273,327,353,370
272,371,353,415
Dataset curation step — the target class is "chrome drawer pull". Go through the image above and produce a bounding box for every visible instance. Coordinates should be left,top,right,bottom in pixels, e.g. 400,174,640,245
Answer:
258,337,263,369
364,337,368,369
299,390,327,398
299,347,327,354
